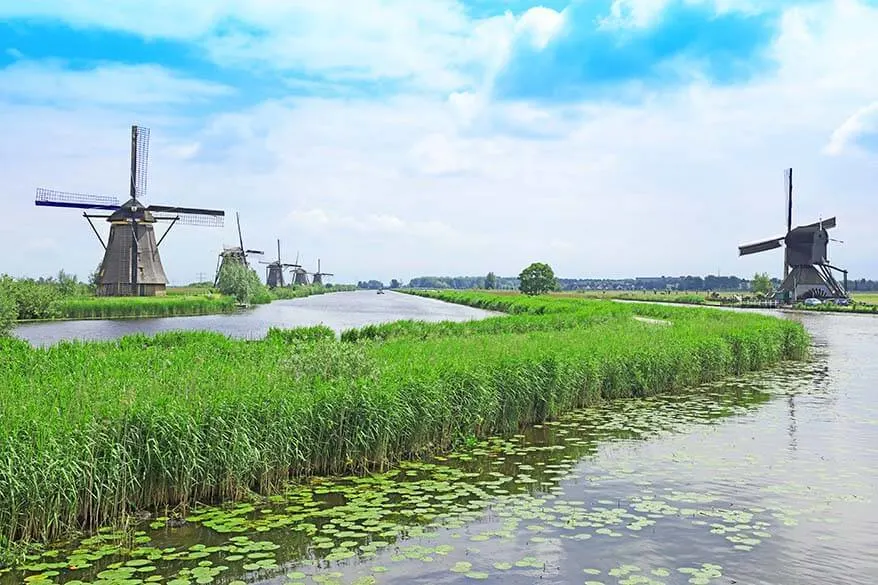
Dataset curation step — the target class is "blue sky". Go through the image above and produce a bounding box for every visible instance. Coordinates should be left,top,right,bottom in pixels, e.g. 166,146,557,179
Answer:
1,0,877,284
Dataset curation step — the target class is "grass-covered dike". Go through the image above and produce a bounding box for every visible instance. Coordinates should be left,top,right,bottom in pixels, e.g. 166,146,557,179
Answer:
0,292,809,554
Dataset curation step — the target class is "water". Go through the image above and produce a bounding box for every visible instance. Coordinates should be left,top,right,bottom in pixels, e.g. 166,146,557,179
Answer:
3,311,877,585
12,291,500,346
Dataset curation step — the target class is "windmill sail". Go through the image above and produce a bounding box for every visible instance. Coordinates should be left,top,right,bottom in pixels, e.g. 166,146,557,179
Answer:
739,237,784,256
35,189,120,211
132,126,150,200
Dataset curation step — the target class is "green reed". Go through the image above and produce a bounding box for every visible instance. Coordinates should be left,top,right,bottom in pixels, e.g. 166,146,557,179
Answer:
0,293,808,549
50,295,238,320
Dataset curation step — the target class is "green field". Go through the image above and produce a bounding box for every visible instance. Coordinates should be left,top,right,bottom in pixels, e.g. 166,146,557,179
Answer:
0,292,808,550
851,292,878,304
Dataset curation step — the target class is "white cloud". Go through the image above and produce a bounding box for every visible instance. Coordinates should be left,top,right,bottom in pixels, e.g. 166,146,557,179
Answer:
824,102,878,156
0,1,483,90
286,209,469,242
1,1,878,285
515,7,566,49
0,61,233,107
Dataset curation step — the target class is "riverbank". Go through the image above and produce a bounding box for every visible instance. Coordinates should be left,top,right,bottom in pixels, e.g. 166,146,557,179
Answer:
0,293,808,553
527,289,878,314
11,285,358,323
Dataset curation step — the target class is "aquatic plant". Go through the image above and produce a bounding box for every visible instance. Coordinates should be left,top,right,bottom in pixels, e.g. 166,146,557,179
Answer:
0,293,808,551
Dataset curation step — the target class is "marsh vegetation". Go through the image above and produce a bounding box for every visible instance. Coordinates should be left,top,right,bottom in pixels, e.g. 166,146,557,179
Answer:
0,292,807,557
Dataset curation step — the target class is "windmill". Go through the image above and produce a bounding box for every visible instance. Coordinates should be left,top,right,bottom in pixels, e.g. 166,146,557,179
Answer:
214,212,264,285
291,252,312,286
35,125,224,297
738,168,848,302
259,239,300,288
311,258,334,286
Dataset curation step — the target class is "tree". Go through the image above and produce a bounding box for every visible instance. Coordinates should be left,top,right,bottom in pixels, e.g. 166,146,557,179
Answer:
751,272,773,295
87,263,102,293
56,269,80,297
484,272,497,290
390,279,401,289
0,278,16,336
519,262,557,296
216,262,264,304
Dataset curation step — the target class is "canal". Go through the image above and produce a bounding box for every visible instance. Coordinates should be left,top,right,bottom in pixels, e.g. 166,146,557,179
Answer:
12,290,499,346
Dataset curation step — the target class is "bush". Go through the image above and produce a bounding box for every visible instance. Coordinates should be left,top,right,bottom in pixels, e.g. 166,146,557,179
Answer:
0,275,61,320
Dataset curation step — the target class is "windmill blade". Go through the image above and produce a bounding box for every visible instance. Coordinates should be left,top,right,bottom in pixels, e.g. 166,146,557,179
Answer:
245,249,265,255
148,204,224,217
133,126,150,200
149,204,225,227
236,212,245,251
152,212,224,227
739,237,784,256
35,188,120,211
798,216,837,231
783,168,793,233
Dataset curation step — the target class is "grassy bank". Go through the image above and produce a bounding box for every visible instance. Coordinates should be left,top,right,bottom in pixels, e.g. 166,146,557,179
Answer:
0,293,808,550
8,285,358,322
262,284,357,302
47,294,237,320
537,288,878,314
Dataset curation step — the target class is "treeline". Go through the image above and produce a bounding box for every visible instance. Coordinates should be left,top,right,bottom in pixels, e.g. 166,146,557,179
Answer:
0,271,93,321
407,276,519,290
849,279,878,291
403,274,878,292
405,274,754,291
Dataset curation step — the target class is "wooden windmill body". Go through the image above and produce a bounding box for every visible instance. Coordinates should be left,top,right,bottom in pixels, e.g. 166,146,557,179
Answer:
259,239,300,288
35,125,225,296
311,258,333,286
738,168,848,302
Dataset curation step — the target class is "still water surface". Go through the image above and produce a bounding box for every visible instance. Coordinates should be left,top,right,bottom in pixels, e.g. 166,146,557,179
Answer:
13,291,499,346
4,310,877,585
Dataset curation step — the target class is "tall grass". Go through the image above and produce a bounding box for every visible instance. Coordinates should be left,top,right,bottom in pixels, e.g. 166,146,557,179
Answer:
0,293,808,549
11,285,358,321
50,295,237,320
268,284,358,301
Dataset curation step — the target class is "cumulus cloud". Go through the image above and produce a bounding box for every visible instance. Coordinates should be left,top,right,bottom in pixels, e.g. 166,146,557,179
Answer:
825,102,878,156
0,0,877,284
0,61,234,107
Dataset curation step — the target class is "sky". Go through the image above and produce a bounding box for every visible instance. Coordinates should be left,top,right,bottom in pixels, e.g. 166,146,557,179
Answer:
1,0,877,285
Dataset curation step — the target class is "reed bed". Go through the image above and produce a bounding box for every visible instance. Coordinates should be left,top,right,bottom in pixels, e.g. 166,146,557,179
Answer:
50,295,237,320
0,293,808,549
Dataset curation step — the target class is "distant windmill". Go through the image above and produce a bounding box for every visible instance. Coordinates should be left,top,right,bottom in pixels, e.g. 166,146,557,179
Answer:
291,252,312,286
259,239,300,288
738,168,848,301
311,258,333,286
35,125,225,296
214,212,264,285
